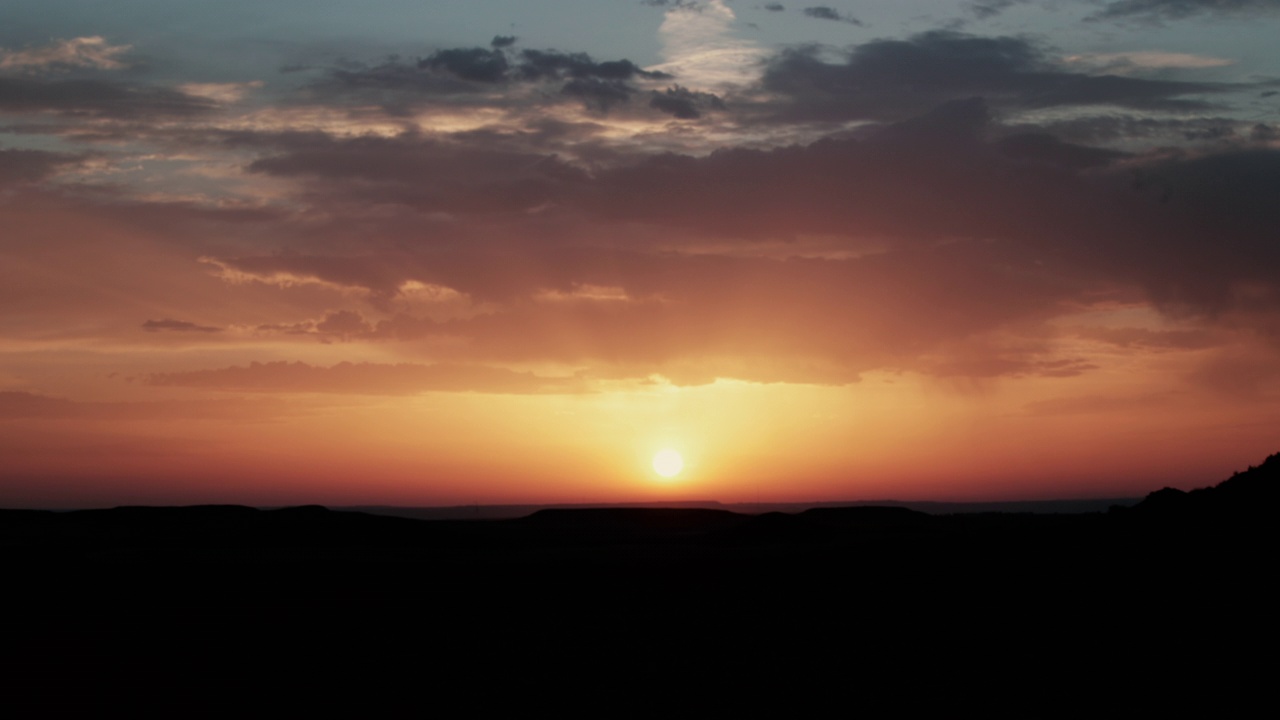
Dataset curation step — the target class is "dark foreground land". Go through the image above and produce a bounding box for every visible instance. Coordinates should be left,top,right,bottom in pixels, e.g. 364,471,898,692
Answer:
4,456,1276,709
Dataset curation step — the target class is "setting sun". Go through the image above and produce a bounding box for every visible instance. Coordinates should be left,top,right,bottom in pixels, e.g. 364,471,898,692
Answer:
653,449,684,479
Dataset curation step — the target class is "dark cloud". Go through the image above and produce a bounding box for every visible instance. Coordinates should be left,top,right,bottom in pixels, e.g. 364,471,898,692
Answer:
229,97,1280,317
561,77,635,112
926,355,1099,379
649,85,726,119
419,47,510,83
170,90,1280,382
967,0,1029,19
1123,149,1280,313
147,361,588,395
1091,0,1280,23
243,132,584,218
1252,123,1279,142
255,310,382,342
0,76,215,118
761,31,1227,122
312,57,482,106
1022,114,1262,147
642,0,702,8
313,309,372,338
516,49,670,82
491,35,518,49
0,147,83,185
1186,347,1280,398
1072,326,1220,350
584,100,1280,319
304,46,671,114
206,233,1090,384
995,133,1128,169
0,391,294,422
764,3,786,11
0,391,78,419
1022,392,1178,416
141,318,222,333
515,49,672,112
802,6,864,25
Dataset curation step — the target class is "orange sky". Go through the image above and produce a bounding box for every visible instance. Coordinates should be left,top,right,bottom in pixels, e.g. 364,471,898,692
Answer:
2,2,1279,506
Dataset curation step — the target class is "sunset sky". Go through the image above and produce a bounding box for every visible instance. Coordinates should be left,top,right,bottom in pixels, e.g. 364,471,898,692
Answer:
3,0,1279,507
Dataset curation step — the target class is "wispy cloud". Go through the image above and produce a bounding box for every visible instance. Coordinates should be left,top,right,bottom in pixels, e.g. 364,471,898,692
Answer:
652,0,768,89
0,36,132,73
1061,51,1235,73
1090,0,1280,23
802,6,864,26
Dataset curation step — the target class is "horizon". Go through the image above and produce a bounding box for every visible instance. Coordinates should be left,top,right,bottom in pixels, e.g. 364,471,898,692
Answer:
11,494,1147,515
3,1,1279,508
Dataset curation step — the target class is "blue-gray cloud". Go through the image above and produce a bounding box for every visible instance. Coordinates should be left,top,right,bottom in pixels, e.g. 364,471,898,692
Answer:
761,31,1230,122
803,6,864,25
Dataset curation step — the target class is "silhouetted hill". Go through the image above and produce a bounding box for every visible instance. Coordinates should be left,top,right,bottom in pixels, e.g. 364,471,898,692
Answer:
1129,451,1279,518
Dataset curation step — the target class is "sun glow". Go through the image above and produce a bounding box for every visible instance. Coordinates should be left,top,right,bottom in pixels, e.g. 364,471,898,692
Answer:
652,449,684,479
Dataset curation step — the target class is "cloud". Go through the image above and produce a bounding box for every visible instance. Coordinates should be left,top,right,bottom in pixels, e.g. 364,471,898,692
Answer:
1090,0,1280,23
4,16,1277,392
420,47,510,83
0,391,79,419
0,76,216,118
203,98,1280,378
141,318,223,333
515,49,670,82
241,131,583,219
147,361,589,395
204,232,1092,385
653,0,768,88
642,0,704,8
764,3,786,11
176,81,264,104
311,56,484,105
0,37,132,73
760,31,1229,122
966,0,1030,19
0,391,295,422
1022,392,1178,416
1061,51,1235,74
304,46,672,115
578,100,1280,321
1186,346,1280,398
1018,114,1265,148
0,148,84,185
995,133,1128,169
802,6,864,25
649,85,726,118
1071,326,1220,350
561,77,636,112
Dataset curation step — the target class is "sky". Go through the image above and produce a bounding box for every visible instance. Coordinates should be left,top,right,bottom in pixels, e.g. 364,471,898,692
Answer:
2,0,1279,507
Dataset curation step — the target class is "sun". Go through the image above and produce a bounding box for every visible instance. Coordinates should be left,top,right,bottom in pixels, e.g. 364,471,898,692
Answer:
652,449,684,478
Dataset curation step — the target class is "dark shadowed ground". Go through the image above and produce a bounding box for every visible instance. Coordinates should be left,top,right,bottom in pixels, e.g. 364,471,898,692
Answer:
3,456,1275,712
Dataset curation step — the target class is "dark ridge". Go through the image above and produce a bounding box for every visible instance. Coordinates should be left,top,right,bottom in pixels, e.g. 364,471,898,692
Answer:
719,510,832,544
799,505,932,524
517,507,748,545
1128,451,1279,516
521,506,741,528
